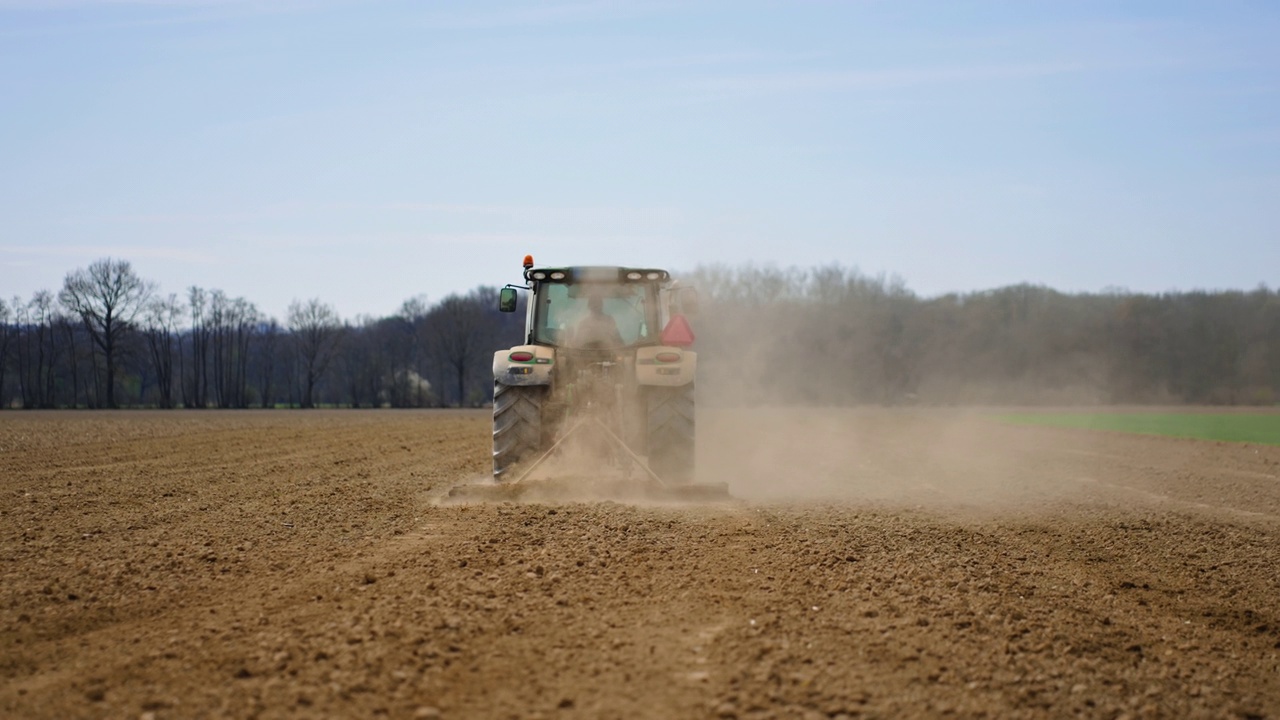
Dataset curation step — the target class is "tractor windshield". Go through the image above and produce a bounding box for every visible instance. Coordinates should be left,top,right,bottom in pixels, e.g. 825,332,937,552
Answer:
532,282,656,348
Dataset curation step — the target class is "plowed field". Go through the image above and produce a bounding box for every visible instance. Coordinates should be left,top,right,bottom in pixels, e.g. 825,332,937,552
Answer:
2,409,1278,719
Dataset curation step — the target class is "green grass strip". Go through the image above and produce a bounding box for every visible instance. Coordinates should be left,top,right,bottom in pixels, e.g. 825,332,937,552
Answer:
999,412,1280,446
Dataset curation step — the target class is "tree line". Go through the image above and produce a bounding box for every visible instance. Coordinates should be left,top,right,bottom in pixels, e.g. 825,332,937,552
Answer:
2,258,1277,409
688,264,1280,406
1,258,522,409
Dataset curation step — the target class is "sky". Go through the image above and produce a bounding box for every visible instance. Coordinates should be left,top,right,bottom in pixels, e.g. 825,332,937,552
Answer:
2,0,1278,322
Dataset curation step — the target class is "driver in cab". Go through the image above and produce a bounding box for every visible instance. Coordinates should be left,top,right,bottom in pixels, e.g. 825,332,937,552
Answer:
570,295,624,348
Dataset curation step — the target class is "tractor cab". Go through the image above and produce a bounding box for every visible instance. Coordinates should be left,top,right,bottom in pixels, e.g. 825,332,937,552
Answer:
488,255,702,486
499,261,694,350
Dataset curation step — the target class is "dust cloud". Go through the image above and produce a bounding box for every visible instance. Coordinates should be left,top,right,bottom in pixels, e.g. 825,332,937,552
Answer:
680,271,1121,507
695,407,1078,508
686,330,1105,504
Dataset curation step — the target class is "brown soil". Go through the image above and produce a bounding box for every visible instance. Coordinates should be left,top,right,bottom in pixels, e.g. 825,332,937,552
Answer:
1,408,1278,719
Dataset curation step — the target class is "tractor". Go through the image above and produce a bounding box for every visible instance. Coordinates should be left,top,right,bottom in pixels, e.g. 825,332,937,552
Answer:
484,255,715,497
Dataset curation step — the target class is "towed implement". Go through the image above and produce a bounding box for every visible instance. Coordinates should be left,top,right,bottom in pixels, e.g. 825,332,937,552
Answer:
448,256,729,502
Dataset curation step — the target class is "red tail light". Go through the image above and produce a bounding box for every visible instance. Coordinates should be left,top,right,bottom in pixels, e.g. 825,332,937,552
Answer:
509,351,535,362
655,352,681,363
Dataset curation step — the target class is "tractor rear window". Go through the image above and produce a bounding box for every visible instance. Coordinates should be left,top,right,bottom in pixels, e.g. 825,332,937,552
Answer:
534,283,653,348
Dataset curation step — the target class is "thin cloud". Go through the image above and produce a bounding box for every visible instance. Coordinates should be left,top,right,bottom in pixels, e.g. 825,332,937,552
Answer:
225,228,678,250
352,202,684,226
419,0,664,30
4,244,218,264
76,211,285,225
44,202,684,232
1218,127,1280,148
214,230,584,255
426,232,582,247
0,0,286,8
42,205,312,227
0,0,338,35
689,62,1090,97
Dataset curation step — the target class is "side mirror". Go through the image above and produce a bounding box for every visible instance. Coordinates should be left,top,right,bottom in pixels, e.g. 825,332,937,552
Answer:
498,287,518,313
676,287,699,317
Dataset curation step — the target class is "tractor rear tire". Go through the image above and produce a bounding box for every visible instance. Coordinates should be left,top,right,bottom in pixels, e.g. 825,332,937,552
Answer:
493,382,546,479
647,383,696,483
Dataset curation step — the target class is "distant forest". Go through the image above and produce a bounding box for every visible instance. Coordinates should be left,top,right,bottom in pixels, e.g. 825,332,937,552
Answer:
2,258,1278,409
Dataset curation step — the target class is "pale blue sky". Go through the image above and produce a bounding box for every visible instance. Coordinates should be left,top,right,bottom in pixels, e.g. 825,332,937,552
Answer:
3,0,1278,321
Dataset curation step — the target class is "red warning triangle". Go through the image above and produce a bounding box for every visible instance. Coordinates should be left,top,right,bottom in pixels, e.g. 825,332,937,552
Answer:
660,314,696,347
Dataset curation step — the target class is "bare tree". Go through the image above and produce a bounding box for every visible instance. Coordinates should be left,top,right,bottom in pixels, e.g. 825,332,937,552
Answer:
208,291,258,408
335,316,377,408
395,296,433,407
209,289,229,407
30,291,59,407
143,293,184,408
185,286,210,408
12,291,63,408
288,298,341,408
253,318,283,407
0,298,11,406
230,298,260,408
424,292,484,406
59,259,154,408
57,311,88,407
10,296,34,407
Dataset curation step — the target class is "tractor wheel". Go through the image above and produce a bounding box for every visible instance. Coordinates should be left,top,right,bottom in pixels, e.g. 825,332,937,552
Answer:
493,382,546,479
647,383,696,483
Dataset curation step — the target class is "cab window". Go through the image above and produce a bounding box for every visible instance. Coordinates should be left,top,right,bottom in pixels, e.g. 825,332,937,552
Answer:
534,283,652,347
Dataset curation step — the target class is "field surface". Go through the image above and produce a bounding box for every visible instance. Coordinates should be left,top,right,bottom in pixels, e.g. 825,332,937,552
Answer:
2,408,1279,719
1000,411,1280,446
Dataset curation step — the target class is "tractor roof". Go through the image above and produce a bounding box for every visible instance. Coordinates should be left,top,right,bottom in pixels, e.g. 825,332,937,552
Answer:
524,266,671,284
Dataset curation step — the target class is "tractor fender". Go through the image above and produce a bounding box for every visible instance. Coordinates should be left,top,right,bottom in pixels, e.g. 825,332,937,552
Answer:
494,345,555,386
635,347,696,387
